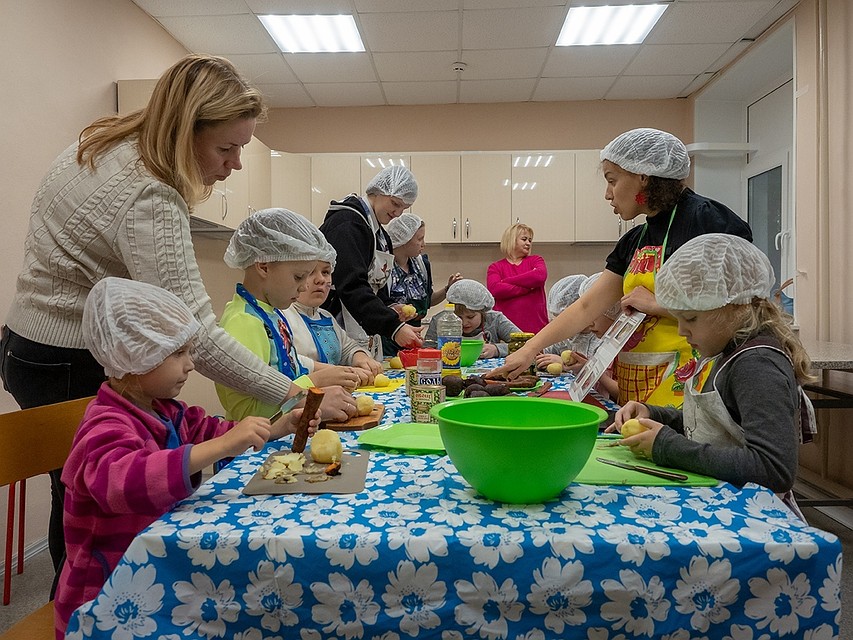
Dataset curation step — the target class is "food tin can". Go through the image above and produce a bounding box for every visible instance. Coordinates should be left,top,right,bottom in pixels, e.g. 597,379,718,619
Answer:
405,367,419,396
410,385,445,423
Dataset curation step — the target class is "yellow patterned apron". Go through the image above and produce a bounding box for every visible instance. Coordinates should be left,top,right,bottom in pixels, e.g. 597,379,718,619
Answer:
616,207,702,409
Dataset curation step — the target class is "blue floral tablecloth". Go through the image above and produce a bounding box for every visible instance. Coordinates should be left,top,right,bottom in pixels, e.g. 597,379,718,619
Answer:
66,363,842,640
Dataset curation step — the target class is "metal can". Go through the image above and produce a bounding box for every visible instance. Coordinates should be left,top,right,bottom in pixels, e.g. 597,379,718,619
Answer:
410,385,445,423
405,367,419,396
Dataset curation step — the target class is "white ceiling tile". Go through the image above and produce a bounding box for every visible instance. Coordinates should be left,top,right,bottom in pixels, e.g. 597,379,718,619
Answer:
131,0,251,17
646,0,777,45
463,7,565,49
605,75,697,100
542,45,639,77
156,15,278,55
373,52,460,82
359,11,459,52
625,43,731,76
464,0,568,7
532,76,614,101
226,54,299,85
460,48,548,80
459,78,537,103
383,81,459,105
256,83,316,108
355,0,460,11
247,0,355,12
284,53,377,83
304,82,387,106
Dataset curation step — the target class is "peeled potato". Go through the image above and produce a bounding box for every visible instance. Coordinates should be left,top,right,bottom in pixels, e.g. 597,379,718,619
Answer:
310,429,342,463
389,356,403,369
355,395,375,416
561,349,574,365
402,304,417,318
546,362,564,375
373,373,390,387
621,418,649,438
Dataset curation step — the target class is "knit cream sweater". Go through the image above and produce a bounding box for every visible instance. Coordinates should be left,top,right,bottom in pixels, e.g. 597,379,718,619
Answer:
6,138,291,406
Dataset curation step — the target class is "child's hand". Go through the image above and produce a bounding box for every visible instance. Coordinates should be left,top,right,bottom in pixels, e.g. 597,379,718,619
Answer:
220,416,273,456
606,401,651,433
394,324,423,349
535,353,561,369
565,352,587,374
618,419,662,460
271,407,321,440
446,272,463,289
480,343,499,359
353,352,383,377
309,365,360,391
353,367,373,387
391,303,418,321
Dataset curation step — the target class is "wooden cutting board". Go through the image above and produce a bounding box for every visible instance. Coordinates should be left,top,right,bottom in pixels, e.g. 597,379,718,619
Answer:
322,404,385,431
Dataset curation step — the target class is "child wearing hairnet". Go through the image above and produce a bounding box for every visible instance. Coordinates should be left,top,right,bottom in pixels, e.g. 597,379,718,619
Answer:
380,212,462,356
535,274,603,373
54,277,320,633
611,234,816,519
423,279,520,358
283,256,383,381
217,209,362,422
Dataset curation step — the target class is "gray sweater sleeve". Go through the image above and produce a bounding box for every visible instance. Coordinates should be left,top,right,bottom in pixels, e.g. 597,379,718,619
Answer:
651,348,799,493
484,311,520,357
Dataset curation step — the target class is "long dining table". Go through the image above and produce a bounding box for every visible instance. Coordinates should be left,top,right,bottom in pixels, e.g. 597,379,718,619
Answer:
65,361,842,640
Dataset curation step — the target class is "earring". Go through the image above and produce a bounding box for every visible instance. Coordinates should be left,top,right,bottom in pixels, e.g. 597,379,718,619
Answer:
635,192,647,205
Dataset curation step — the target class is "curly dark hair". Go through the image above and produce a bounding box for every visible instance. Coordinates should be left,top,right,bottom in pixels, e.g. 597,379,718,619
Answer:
645,176,685,213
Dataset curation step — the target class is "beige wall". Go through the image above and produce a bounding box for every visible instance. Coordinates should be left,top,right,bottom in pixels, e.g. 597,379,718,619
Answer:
0,0,187,557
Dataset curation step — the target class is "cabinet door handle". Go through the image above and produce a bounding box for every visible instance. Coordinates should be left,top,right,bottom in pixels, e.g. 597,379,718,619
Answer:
516,217,520,224
466,218,470,238
452,218,457,239
221,193,228,221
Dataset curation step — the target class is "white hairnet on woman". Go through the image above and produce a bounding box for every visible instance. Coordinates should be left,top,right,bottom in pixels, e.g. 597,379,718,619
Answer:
83,277,200,378
655,234,774,311
579,272,623,320
365,165,419,205
386,212,423,248
600,127,690,180
447,279,495,311
548,275,588,318
224,208,334,270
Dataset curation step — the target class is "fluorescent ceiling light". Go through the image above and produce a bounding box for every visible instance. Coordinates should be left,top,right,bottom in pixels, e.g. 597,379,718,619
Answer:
556,4,667,46
259,14,365,53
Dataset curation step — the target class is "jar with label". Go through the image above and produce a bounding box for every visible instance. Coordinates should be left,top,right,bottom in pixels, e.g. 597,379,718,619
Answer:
410,385,446,423
507,332,536,375
416,348,443,386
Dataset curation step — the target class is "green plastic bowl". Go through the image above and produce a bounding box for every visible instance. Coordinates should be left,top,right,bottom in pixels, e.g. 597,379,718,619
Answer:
460,338,485,366
431,397,605,503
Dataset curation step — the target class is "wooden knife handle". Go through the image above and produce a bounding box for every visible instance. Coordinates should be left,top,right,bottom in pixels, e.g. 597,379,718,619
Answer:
291,387,324,453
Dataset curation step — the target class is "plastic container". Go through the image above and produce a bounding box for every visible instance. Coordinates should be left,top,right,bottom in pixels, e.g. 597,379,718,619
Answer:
416,348,442,386
431,397,605,503
460,338,485,367
435,303,462,378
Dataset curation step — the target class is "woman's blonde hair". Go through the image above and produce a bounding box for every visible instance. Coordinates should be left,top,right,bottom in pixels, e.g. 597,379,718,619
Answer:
725,300,815,384
500,223,534,258
77,54,267,209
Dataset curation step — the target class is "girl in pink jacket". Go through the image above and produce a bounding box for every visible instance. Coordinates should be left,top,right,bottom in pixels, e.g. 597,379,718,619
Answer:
54,278,318,638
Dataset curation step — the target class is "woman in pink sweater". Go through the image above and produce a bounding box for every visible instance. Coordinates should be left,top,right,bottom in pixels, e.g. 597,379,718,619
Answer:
54,278,319,638
487,223,549,332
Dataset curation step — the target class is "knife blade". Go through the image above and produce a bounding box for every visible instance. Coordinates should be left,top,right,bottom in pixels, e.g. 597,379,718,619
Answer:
596,457,689,482
269,389,308,423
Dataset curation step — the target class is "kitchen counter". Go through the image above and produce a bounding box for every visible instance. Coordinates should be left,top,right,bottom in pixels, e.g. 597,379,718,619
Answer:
802,339,853,371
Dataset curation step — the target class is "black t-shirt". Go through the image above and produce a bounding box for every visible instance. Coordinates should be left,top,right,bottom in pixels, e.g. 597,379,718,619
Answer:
605,188,753,277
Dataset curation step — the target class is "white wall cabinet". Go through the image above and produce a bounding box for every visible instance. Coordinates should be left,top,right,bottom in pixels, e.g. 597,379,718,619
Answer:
245,137,271,216
575,149,619,242
271,152,311,218
360,155,411,194
310,155,361,226
409,155,461,243
511,152,575,242
460,154,510,243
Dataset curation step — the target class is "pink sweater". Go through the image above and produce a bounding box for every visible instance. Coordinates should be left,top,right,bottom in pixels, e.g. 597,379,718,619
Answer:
486,255,549,333
54,383,233,638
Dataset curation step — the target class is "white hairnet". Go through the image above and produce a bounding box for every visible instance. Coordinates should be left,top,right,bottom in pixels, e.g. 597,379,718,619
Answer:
548,275,588,317
386,212,424,247
447,279,494,312
83,277,200,378
600,128,690,180
365,166,418,205
224,208,335,270
579,272,623,320
656,234,774,311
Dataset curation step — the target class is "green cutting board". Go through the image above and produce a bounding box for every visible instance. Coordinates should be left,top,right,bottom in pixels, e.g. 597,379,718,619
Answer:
574,438,720,486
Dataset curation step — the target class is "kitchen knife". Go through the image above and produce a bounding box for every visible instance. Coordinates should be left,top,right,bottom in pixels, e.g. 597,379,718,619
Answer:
269,389,308,423
595,457,689,482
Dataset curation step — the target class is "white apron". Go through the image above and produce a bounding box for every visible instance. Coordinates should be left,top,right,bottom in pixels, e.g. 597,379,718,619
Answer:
331,200,394,360
683,345,806,521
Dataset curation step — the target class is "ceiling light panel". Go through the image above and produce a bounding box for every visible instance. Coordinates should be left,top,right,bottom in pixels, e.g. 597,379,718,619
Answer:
557,4,667,47
259,14,365,53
